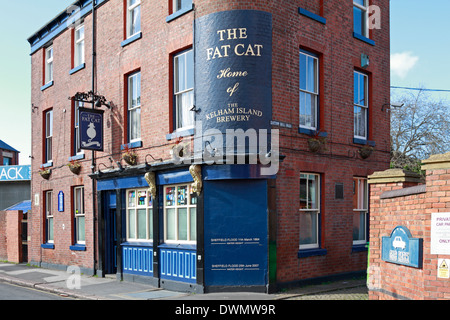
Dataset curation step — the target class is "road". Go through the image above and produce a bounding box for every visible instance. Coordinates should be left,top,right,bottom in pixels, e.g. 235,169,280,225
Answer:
0,281,74,300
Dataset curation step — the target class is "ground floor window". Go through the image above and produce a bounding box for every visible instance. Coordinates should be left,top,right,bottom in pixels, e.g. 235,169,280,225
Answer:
126,188,154,241
164,184,197,243
299,173,320,249
353,177,368,245
74,186,85,244
44,190,54,243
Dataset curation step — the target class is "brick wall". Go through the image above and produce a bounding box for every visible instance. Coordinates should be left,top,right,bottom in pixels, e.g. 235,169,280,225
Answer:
368,153,450,300
0,210,23,263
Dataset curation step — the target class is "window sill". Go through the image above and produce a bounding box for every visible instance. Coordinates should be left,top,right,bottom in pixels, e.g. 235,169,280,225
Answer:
158,243,197,251
299,127,328,137
69,63,85,75
122,241,153,247
121,32,142,48
121,140,142,150
41,243,54,249
298,8,326,24
70,244,86,251
68,153,85,162
352,243,368,253
41,161,53,168
166,128,194,141
353,138,376,146
298,248,327,258
40,81,54,91
166,4,194,23
353,32,375,46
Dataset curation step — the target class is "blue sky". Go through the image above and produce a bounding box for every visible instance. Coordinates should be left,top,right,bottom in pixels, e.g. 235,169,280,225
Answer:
0,0,448,165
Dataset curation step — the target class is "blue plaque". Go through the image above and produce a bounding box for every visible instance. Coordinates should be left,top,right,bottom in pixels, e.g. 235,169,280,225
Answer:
58,191,64,212
382,226,422,268
194,10,273,158
79,107,104,151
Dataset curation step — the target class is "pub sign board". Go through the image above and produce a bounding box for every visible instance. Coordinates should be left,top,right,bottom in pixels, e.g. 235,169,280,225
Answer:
79,107,104,151
382,226,423,268
194,10,273,157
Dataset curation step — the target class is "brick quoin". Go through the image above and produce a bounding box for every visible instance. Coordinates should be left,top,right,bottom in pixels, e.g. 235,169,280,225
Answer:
29,0,390,287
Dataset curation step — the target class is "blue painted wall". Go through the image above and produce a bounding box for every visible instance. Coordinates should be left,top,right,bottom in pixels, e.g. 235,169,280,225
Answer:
204,179,268,287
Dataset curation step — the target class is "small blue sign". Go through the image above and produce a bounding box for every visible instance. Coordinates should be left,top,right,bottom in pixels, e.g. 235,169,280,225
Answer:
382,226,422,268
79,107,104,151
0,165,31,181
58,191,64,212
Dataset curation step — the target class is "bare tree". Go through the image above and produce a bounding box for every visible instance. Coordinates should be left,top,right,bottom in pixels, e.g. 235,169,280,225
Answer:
390,90,450,171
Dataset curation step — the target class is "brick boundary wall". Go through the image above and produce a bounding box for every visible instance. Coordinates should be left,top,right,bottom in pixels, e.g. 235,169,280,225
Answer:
368,152,450,300
0,210,23,263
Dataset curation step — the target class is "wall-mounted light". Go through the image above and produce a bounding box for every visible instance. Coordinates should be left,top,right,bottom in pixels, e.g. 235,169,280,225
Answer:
381,102,404,112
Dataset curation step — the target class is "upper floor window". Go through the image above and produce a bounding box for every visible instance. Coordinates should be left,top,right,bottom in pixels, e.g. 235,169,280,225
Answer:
299,173,320,250
128,72,141,142
174,49,194,130
73,101,83,156
173,0,191,12
127,0,141,38
353,0,368,37
354,71,368,140
74,24,85,67
45,46,53,84
299,50,319,130
353,177,368,245
44,110,53,163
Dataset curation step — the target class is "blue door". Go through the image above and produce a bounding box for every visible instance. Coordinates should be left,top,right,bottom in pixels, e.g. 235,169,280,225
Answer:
104,192,117,274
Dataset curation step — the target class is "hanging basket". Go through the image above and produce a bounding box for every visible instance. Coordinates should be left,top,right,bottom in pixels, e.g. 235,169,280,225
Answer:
308,137,326,153
359,146,374,159
122,152,137,165
39,169,51,179
68,163,81,175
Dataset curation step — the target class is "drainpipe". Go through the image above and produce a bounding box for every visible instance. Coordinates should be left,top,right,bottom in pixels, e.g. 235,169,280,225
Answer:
91,0,97,276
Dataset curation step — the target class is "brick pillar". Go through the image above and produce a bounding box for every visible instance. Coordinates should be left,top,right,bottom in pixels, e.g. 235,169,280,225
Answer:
421,152,450,299
367,169,422,300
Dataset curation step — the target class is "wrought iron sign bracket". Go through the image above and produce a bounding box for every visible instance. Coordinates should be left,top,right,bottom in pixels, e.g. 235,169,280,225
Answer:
69,91,111,109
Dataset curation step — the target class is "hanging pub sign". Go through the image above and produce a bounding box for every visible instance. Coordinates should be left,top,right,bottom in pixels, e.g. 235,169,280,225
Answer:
79,107,104,151
382,226,423,268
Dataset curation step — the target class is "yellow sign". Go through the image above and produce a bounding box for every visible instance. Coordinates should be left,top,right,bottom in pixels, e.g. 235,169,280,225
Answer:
438,259,449,279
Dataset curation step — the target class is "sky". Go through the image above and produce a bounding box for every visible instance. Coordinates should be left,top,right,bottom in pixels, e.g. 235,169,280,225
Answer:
0,0,449,165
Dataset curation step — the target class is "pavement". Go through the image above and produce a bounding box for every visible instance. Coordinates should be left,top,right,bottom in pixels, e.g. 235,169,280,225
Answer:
0,262,368,300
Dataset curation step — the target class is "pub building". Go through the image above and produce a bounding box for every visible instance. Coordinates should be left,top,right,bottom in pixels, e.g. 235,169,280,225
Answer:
28,0,390,293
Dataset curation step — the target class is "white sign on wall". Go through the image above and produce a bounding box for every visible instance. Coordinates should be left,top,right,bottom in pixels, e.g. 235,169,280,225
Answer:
431,212,450,254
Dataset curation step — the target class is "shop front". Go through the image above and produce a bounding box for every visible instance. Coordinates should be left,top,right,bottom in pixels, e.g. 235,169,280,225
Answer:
95,162,272,293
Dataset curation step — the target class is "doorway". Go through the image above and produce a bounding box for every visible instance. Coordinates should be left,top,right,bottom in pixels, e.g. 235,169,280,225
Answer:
104,192,117,275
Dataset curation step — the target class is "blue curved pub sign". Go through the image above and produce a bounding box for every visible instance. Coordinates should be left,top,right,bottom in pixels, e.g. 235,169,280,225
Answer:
382,226,423,268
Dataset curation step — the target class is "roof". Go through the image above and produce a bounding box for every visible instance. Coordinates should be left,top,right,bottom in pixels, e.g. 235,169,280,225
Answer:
5,200,31,213
27,0,108,55
0,140,19,153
